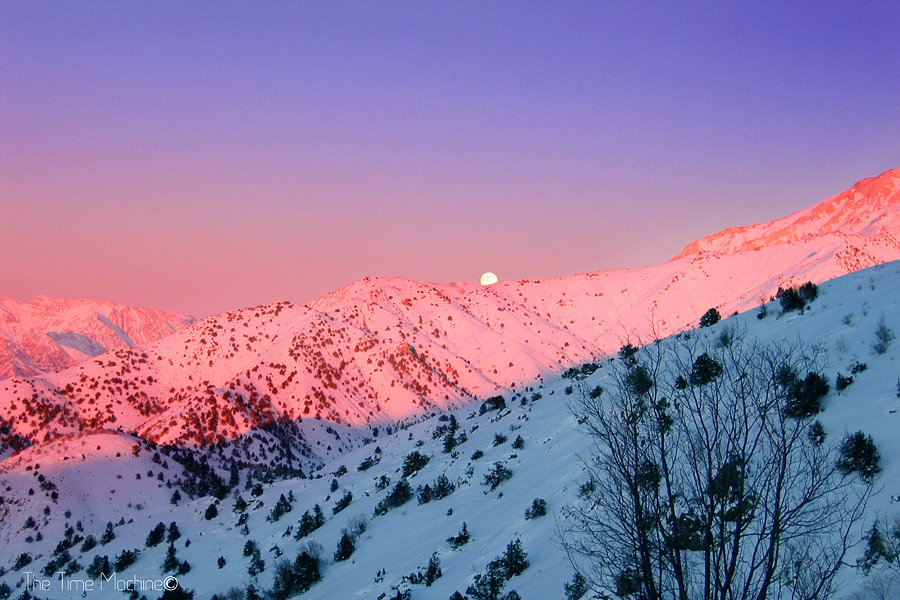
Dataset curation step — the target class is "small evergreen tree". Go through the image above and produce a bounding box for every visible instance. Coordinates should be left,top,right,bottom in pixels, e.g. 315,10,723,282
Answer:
248,547,265,576
86,554,110,579
13,553,32,570
293,550,322,592
447,522,470,549
146,522,166,547
333,490,353,515
700,308,721,327
402,451,430,478
114,548,139,571
798,281,818,302
483,462,513,491
100,521,115,545
502,539,529,578
524,498,547,519
334,531,355,562
167,521,181,543
778,287,805,312
162,543,179,572
837,431,882,482
564,572,588,600
424,553,442,586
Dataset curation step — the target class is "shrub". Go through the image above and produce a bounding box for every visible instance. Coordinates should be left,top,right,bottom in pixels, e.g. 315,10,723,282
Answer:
358,456,378,471
146,522,166,547
479,395,506,414
564,572,588,600
248,547,265,576
700,308,721,327
689,353,723,386
167,521,181,543
447,522,470,549
835,373,853,391
624,364,653,396
778,287,805,312
472,450,484,460
808,421,826,446
872,316,895,355
85,554,110,579
100,522,115,545
293,549,322,592
402,451,430,477
114,548,139,571
375,479,412,515
268,494,293,522
524,498,547,520
13,552,32,570
204,502,218,520
483,462,513,491
162,543,179,572
502,539,529,578
493,433,507,447
511,435,525,450
404,553,442,587
347,513,368,538
294,505,326,539
783,371,829,419
334,531,355,562
837,431,881,482
798,281,818,302
333,491,353,515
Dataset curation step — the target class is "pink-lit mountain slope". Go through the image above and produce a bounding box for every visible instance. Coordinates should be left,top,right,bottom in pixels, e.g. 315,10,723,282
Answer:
0,296,195,379
1,169,899,475
674,168,900,260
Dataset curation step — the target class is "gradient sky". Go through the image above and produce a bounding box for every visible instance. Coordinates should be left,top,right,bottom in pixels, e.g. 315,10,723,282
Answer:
2,2,898,317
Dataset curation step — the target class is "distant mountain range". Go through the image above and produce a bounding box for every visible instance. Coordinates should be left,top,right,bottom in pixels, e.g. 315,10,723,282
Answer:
0,296,194,379
1,169,898,474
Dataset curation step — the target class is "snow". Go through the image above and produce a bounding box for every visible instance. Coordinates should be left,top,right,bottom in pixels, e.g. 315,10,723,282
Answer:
1,170,900,598
1,260,899,599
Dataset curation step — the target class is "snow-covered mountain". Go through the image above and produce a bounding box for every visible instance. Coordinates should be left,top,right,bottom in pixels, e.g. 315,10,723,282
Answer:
674,168,900,259
1,259,898,600
0,296,195,379
1,170,899,476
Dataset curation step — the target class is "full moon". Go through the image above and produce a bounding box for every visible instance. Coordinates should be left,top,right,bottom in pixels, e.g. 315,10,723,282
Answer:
480,272,498,286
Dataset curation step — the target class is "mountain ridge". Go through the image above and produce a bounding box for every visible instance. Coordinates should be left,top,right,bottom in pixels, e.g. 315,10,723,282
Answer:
673,168,900,259
0,296,195,379
1,169,899,475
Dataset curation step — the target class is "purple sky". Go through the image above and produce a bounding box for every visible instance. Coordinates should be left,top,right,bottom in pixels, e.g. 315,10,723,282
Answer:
2,2,898,317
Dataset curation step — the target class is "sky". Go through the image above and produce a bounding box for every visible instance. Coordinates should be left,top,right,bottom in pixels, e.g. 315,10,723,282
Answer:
2,2,899,317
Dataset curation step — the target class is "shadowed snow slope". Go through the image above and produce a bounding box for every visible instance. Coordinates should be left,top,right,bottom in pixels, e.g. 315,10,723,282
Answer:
1,259,898,599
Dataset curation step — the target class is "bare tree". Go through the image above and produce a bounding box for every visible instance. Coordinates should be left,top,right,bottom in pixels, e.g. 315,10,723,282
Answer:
559,332,870,600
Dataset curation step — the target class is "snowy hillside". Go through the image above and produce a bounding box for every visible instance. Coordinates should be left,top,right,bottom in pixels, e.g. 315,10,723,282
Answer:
1,260,898,600
674,168,900,259
1,170,899,480
0,296,195,379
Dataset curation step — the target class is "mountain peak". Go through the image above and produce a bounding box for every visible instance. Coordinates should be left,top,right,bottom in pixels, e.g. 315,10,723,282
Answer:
672,169,900,260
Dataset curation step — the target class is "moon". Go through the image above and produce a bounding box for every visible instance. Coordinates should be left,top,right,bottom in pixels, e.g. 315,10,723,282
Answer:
480,272,498,286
